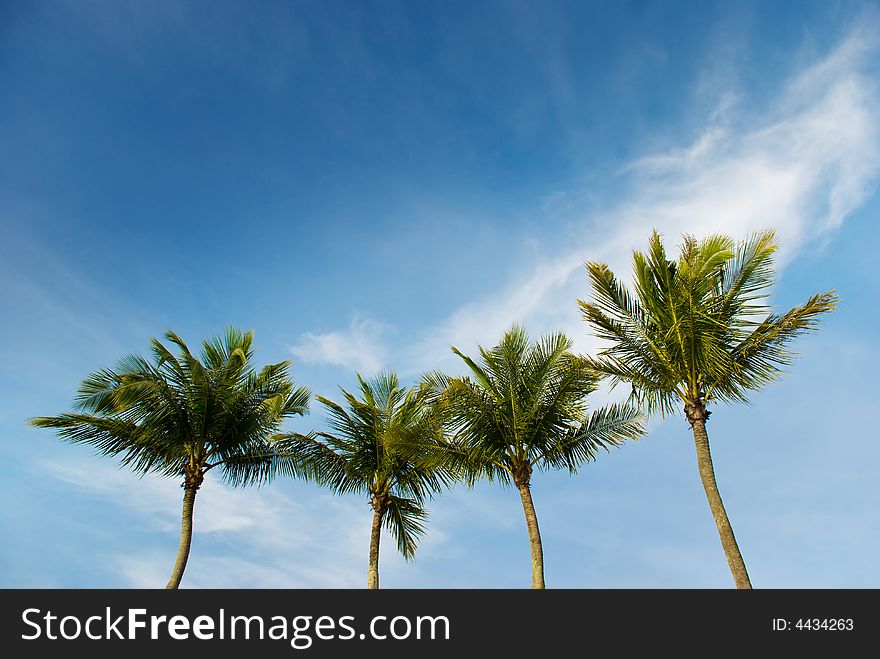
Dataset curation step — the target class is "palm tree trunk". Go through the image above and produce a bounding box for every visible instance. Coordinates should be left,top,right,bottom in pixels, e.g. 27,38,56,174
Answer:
691,417,752,589
517,481,545,589
166,484,198,590
367,507,382,589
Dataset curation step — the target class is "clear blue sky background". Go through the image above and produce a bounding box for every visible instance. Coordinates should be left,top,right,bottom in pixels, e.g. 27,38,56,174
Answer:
1,0,878,588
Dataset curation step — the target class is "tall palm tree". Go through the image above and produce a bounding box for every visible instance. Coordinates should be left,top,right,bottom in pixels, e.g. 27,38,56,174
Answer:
30,327,311,589
424,326,643,589
273,371,453,589
578,230,838,588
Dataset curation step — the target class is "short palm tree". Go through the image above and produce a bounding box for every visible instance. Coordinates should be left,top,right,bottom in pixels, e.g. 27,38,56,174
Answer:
273,371,453,589
31,327,311,589
578,230,837,588
424,326,644,589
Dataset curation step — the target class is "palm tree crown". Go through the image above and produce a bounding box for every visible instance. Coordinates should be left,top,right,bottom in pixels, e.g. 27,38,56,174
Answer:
31,327,311,587
427,326,643,485
273,371,453,587
424,325,644,588
579,230,838,417
578,230,837,588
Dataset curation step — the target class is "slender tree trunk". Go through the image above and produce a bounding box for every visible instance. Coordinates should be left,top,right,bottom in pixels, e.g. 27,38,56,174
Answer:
517,481,545,589
690,415,752,589
166,484,198,590
367,507,383,590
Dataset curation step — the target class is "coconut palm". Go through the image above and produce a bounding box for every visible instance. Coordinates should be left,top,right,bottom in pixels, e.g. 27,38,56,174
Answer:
578,230,838,588
273,371,453,589
423,326,644,589
30,327,311,589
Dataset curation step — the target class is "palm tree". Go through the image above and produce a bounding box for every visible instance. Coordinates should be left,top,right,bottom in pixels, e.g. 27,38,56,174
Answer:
30,327,311,589
424,326,644,589
273,371,453,589
578,230,838,588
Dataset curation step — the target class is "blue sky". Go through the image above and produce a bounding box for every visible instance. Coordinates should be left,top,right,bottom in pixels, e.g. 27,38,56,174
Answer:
1,0,878,588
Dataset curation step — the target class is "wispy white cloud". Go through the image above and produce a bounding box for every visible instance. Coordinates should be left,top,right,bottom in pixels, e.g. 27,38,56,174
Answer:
43,457,447,588
286,20,879,382
44,460,273,535
290,314,389,375
402,20,880,371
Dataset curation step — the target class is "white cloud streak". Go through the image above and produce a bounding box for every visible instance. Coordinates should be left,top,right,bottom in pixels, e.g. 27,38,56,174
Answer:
290,314,388,375
403,21,880,371
286,22,879,383
43,457,436,588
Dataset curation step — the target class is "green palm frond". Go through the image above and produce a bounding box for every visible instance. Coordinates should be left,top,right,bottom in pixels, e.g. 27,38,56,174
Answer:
383,495,428,560
220,431,354,490
430,325,642,485
304,371,455,560
30,412,183,477
540,402,644,472
579,229,838,413
30,328,311,486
